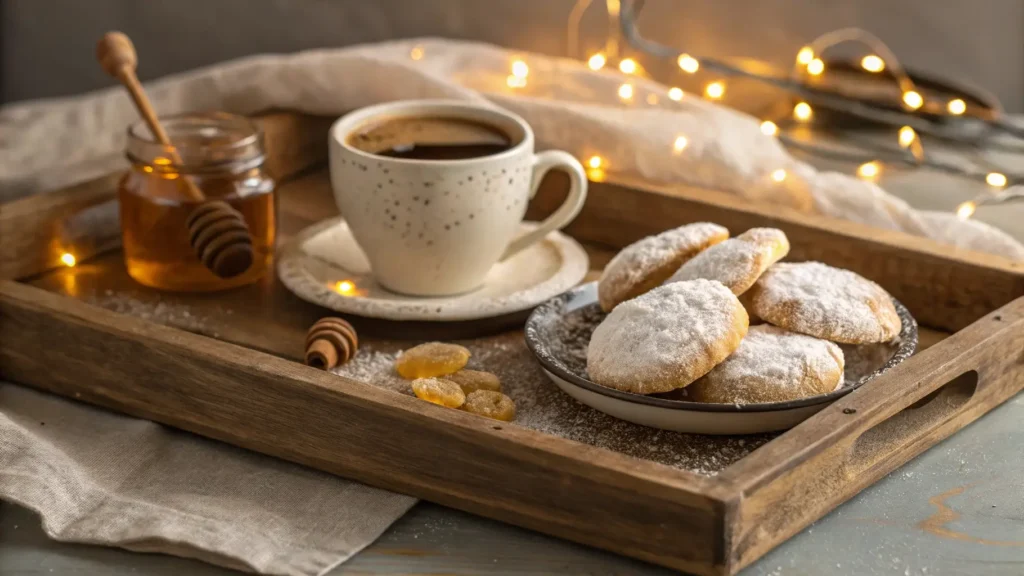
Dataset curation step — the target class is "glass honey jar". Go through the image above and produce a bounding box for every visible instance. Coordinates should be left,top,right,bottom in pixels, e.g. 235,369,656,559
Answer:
119,112,275,291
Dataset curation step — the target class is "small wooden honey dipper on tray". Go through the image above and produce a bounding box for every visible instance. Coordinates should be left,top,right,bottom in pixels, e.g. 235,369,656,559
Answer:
96,31,254,278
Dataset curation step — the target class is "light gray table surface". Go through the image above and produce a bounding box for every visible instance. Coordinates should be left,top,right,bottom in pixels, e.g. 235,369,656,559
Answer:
2,138,1022,575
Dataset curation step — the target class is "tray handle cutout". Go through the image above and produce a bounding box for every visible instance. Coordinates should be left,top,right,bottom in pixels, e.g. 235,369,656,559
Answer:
846,370,979,476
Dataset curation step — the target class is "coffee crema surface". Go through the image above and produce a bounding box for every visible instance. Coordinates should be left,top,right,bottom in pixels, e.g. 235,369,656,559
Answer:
347,117,514,160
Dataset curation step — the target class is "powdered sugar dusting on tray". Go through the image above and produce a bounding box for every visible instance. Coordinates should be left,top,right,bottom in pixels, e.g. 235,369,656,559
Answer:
332,331,770,476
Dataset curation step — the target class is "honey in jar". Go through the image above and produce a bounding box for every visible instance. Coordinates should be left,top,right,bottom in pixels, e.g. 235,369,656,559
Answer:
119,112,275,291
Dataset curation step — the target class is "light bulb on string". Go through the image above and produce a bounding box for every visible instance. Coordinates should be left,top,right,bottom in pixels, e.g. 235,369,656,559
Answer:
857,161,880,180
760,121,778,136
898,126,916,148
677,54,699,74
956,201,976,220
60,252,77,267
618,83,634,100
860,55,885,73
618,58,638,74
409,46,424,60
794,102,813,122
506,75,527,88
986,172,1007,188
796,46,814,65
947,99,966,115
587,156,603,169
704,81,725,100
902,90,924,110
771,169,787,182
673,135,688,153
646,93,659,105
668,87,683,101
511,60,529,78
807,58,825,76
588,53,607,70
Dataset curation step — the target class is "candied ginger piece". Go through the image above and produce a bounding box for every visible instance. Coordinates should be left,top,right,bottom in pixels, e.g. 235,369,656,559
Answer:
462,390,516,422
411,378,466,408
444,369,501,394
395,342,470,379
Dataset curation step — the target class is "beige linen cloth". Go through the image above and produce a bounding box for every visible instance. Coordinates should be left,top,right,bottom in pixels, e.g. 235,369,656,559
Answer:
2,37,1024,576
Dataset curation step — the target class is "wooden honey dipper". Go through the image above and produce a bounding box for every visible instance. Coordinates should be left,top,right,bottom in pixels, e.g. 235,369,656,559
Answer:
97,31,254,279
305,317,359,370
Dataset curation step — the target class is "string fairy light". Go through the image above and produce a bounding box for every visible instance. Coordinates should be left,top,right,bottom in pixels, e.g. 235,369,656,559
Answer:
794,102,813,121
857,161,881,180
507,58,529,88
587,155,604,169
618,58,638,74
771,168,787,182
617,83,634,100
986,172,1007,188
956,201,976,220
898,126,916,148
796,46,814,65
947,98,967,115
760,121,779,136
506,75,527,88
704,81,725,99
409,45,424,60
60,252,77,267
677,54,699,73
673,135,689,153
860,54,885,72
564,0,1024,218
902,90,924,110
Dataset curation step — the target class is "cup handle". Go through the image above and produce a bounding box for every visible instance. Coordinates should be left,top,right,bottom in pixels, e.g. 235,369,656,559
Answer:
500,150,588,261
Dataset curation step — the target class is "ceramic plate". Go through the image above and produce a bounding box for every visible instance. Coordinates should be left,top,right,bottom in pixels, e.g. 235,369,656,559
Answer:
524,282,918,434
278,217,589,321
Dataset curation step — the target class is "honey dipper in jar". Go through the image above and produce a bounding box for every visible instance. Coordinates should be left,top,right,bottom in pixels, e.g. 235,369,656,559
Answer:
96,32,254,279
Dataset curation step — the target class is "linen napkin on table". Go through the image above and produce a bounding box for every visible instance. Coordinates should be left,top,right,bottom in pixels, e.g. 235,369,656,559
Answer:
0,383,416,575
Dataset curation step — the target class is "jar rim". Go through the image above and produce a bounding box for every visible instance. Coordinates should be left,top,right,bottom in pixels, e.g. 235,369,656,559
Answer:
125,111,264,173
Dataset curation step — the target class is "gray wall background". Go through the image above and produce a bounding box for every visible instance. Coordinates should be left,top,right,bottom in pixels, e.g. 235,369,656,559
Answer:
2,0,1022,111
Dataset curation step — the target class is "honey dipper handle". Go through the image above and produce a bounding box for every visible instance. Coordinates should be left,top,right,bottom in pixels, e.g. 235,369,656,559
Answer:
96,32,204,202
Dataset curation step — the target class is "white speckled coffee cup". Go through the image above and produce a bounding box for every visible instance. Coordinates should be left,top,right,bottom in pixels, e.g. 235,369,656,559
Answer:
329,100,587,297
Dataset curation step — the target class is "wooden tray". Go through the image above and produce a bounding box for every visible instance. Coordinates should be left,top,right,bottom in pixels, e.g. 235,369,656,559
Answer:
2,113,1023,576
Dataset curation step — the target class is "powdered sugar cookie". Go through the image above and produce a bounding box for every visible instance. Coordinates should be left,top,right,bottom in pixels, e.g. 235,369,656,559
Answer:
666,228,789,295
597,223,729,312
587,279,749,394
748,262,901,344
686,325,845,404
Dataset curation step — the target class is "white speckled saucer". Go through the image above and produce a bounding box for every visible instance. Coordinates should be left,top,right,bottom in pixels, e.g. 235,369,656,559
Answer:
278,217,589,321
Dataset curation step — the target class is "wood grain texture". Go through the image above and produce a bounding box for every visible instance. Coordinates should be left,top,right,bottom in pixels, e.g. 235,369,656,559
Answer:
719,297,1024,573
0,113,330,282
528,173,1024,332
0,173,122,280
0,280,734,575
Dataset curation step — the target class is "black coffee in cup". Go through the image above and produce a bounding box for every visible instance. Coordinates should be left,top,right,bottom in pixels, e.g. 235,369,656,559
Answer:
347,117,513,160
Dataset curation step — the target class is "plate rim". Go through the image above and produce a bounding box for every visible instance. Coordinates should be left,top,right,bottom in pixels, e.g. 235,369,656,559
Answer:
524,281,919,414
277,217,590,321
